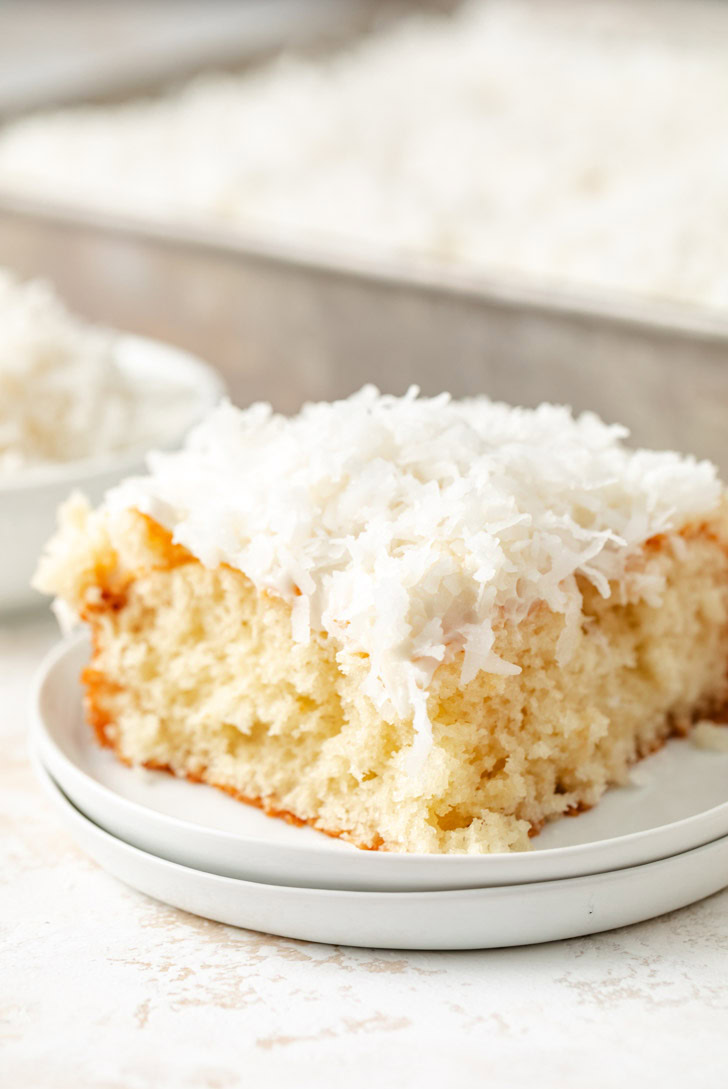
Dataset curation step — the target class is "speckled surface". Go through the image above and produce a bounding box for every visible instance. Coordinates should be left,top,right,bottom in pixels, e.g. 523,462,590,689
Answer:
3,613,728,1089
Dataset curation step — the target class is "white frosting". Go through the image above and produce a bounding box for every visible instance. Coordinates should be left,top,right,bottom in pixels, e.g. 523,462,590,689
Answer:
108,388,721,766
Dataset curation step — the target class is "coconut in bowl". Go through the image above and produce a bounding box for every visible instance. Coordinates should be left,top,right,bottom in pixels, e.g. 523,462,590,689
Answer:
0,269,224,612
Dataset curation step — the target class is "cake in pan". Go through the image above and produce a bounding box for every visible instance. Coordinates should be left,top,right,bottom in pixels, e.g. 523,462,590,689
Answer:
35,387,728,854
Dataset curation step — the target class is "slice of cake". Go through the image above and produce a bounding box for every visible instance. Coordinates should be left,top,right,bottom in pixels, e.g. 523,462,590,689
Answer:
35,387,728,854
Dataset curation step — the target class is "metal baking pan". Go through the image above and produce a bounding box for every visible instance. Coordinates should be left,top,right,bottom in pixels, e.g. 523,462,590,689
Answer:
1,0,727,473
1,193,728,473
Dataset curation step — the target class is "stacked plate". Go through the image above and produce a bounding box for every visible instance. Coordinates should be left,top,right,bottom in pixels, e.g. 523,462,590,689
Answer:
30,637,728,950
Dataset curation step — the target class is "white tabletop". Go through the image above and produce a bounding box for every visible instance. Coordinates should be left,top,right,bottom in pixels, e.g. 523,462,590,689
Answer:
3,612,728,1089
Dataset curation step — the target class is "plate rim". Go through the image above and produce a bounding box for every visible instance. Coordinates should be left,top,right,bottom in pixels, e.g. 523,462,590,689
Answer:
35,752,728,949
31,749,728,901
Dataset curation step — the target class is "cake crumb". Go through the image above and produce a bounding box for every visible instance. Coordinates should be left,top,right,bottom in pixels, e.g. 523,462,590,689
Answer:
691,721,728,753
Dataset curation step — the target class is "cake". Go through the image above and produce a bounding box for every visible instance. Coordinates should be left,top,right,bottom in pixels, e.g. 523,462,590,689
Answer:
35,387,728,854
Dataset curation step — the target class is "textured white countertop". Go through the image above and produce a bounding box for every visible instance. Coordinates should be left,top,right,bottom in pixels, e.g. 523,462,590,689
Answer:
3,613,728,1089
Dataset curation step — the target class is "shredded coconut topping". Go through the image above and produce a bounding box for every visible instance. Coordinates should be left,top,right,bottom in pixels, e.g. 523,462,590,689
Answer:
108,387,721,765
0,269,138,473
0,268,213,475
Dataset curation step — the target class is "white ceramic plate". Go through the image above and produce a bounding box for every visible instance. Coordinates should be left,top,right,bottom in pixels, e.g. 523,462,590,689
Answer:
31,753,728,949
0,333,224,613
32,636,728,892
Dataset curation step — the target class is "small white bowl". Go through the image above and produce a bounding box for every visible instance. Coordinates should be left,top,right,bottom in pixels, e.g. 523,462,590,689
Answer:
0,333,224,613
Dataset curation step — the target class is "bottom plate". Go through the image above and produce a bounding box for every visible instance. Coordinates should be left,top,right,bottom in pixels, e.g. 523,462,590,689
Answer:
33,752,728,950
